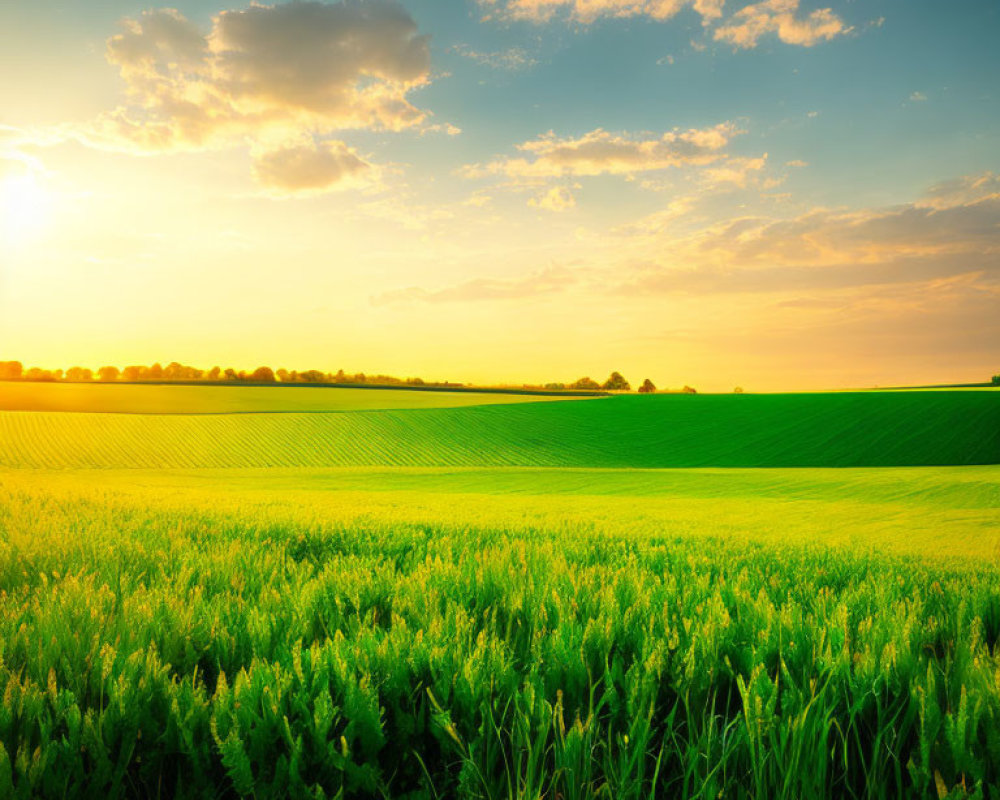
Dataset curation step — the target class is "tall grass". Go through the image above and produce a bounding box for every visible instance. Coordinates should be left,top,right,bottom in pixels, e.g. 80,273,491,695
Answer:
1,478,998,798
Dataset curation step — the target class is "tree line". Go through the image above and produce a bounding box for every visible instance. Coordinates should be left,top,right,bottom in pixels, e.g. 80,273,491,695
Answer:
0,361,701,394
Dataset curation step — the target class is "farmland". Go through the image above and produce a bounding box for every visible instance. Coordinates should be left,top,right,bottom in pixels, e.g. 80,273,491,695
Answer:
0,388,996,469
0,385,998,798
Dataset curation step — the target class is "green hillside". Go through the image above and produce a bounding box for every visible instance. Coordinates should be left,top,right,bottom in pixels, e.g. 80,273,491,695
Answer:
1,390,995,469
0,381,574,414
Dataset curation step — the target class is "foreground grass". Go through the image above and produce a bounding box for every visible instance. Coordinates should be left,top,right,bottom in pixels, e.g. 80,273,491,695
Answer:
1,467,999,798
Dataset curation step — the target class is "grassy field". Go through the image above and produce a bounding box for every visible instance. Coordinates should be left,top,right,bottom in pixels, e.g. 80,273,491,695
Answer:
0,381,576,414
0,387,998,798
0,389,996,469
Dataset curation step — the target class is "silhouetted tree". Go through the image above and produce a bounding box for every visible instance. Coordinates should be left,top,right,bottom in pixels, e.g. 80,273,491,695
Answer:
299,370,325,383
98,366,120,382
250,366,276,382
734,386,744,394
0,361,24,381
992,374,1000,386
682,385,697,394
206,366,222,381
638,378,656,394
544,382,566,390
65,367,93,382
223,368,238,381
602,372,631,391
571,377,601,390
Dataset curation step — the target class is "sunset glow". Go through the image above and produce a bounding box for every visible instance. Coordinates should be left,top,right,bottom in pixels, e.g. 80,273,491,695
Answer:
1,0,997,389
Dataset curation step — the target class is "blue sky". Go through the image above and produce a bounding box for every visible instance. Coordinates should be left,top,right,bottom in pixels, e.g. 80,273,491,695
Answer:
0,0,997,389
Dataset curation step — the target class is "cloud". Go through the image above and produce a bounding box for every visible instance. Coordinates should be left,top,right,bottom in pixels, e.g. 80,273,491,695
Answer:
909,91,928,102
714,0,850,49
479,0,725,25
90,1,434,154
529,186,577,211
373,266,580,304
700,154,767,188
450,43,539,71
480,0,847,50
613,171,1000,295
462,123,738,180
251,140,370,194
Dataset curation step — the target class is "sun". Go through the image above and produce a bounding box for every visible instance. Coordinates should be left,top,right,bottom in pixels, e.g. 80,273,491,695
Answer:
1,171,52,242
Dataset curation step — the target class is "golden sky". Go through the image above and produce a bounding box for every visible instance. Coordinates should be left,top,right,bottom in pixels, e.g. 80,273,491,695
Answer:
1,0,998,390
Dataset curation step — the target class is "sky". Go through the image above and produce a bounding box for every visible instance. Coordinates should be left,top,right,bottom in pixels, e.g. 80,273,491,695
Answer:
0,0,997,391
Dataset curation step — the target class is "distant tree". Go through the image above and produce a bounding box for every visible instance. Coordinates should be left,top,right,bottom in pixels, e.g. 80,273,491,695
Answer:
299,370,325,383
332,370,348,383
681,385,698,394
638,378,656,394
406,377,425,386
602,371,631,391
147,363,164,380
571,377,601,390
206,366,222,381
993,374,1000,386
276,369,290,382
65,367,93,382
0,361,24,381
98,366,120,382
24,367,58,382
223,368,238,381
733,386,744,394
544,382,566,390
250,366,276,382
122,366,142,382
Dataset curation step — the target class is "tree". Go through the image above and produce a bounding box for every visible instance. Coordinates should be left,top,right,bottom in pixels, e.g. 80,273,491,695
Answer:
223,368,238,381
638,378,656,394
65,367,93,382
733,386,744,394
122,366,142,382
98,366,120,382
681,385,697,394
206,366,222,381
602,371,631,391
992,374,1000,386
571,377,601,390
0,361,23,381
24,367,57,382
250,366,276,382
299,370,325,383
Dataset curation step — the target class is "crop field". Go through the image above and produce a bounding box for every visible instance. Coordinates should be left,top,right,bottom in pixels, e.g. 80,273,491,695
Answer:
0,381,576,415
0,387,998,798
0,389,996,470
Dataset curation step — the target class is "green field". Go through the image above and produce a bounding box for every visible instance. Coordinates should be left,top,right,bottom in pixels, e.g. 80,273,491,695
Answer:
0,381,574,414
0,389,996,469
1,386,998,798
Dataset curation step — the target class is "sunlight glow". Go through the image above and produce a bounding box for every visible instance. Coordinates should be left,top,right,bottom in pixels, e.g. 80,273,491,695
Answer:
1,172,52,242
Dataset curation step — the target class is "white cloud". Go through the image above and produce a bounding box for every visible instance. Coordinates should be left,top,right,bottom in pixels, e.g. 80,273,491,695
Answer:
88,1,436,155
529,185,577,211
252,140,371,194
462,123,738,180
450,44,539,71
714,0,850,49
479,0,724,25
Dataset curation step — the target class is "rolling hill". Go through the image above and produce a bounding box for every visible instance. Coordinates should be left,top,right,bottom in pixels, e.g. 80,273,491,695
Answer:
0,390,995,469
